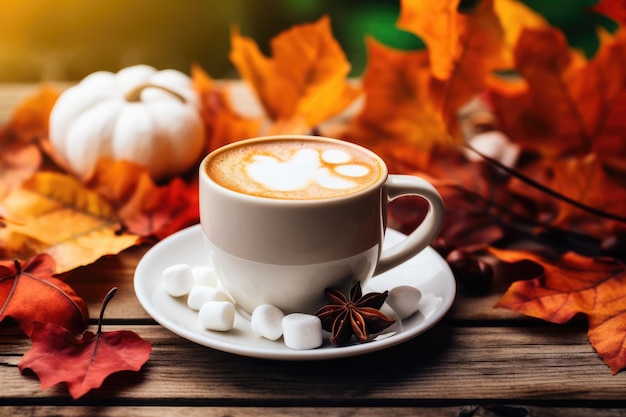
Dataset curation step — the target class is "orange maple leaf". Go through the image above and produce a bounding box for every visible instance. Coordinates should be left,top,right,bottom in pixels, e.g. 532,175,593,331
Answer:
0,137,42,201
86,159,199,240
487,26,626,160
398,0,507,126
0,172,139,273
493,248,626,374
493,0,549,66
229,15,361,129
0,85,62,200
509,153,626,238
191,64,261,152
19,288,151,399
591,0,626,25
4,84,60,146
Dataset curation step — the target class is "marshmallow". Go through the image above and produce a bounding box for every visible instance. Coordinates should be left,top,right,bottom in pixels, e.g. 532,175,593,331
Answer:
187,285,231,311
385,285,422,319
198,301,235,331
282,313,323,350
251,304,284,340
191,266,219,287
162,264,194,297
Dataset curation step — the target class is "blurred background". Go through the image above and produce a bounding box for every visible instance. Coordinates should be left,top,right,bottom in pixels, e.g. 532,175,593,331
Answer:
0,0,613,82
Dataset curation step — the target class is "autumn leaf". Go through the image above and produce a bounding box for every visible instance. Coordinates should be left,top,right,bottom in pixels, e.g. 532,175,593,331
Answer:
0,172,139,273
19,288,152,399
0,137,42,201
0,85,62,200
487,28,579,156
508,153,626,238
583,28,626,171
395,145,531,250
0,254,88,337
229,15,361,129
191,64,261,151
493,248,626,374
85,159,199,240
342,38,449,154
349,0,511,153
492,0,549,67
398,0,507,127
487,26,626,160
590,0,626,25
397,0,465,80
4,84,60,146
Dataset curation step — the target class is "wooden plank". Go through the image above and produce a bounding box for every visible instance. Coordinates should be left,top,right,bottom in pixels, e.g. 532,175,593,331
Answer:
0,406,625,417
1,325,623,403
65,244,154,321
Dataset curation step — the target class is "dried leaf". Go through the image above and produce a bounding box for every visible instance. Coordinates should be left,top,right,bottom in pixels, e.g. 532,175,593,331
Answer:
487,26,626,159
590,0,626,25
229,16,361,128
509,153,626,238
398,0,507,115
5,84,60,146
86,159,199,240
493,0,550,66
493,248,626,374
0,140,42,200
19,288,151,399
0,172,139,273
343,38,448,154
191,64,261,151
0,85,62,199
397,146,523,249
0,254,88,337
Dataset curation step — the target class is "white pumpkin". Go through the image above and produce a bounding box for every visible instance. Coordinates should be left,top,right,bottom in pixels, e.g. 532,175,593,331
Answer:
49,64,205,180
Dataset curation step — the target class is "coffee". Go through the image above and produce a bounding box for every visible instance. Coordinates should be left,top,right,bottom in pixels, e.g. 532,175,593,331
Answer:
200,134,444,313
206,138,383,200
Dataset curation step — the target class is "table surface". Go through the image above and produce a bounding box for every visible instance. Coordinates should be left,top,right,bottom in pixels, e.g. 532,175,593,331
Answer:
1,83,625,417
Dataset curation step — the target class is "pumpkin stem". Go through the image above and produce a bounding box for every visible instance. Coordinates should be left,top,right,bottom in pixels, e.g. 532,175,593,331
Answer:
124,83,187,104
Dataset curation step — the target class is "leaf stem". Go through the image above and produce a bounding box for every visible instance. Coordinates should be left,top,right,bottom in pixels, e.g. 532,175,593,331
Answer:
98,287,118,335
461,143,626,223
124,83,187,104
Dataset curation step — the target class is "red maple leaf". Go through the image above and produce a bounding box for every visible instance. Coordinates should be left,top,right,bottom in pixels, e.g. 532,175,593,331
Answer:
590,0,626,25
85,158,200,240
493,248,626,374
0,254,88,337
19,288,152,399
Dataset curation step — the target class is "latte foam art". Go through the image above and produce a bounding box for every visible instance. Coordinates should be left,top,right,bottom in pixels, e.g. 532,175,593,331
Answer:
246,148,370,191
206,138,383,200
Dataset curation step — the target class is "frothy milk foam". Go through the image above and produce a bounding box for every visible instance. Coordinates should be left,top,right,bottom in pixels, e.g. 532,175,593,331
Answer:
207,139,383,199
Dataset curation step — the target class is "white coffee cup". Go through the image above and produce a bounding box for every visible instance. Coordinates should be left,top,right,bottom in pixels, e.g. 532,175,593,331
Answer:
199,135,444,314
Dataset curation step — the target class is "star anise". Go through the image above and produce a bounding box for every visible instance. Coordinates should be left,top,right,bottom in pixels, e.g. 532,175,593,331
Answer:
314,282,395,345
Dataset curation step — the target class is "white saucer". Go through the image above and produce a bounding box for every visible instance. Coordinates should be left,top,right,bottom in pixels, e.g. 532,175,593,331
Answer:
133,224,456,361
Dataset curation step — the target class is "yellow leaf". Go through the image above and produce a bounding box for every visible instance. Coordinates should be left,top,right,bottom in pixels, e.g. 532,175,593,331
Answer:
0,172,138,273
493,0,549,67
398,0,506,81
229,16,361,128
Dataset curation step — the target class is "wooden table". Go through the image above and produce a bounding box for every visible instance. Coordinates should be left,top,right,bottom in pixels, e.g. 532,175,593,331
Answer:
1,84,625,416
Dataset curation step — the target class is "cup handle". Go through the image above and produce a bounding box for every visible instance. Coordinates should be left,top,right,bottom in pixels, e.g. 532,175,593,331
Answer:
374,175,445,276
